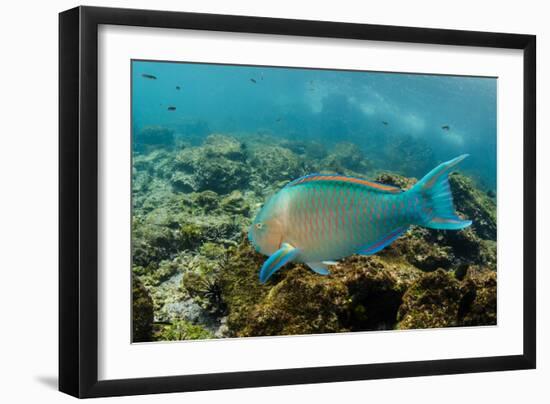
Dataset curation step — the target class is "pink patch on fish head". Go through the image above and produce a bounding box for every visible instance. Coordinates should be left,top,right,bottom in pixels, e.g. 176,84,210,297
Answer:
248,217,284,256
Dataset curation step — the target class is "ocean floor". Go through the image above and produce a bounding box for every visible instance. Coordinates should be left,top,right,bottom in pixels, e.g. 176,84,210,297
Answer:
131,130,497,342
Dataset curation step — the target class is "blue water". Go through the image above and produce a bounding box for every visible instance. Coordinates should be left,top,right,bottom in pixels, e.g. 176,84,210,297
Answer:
132,60,496,189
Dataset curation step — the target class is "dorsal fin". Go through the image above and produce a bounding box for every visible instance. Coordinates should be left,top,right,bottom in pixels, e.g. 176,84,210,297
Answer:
285,173,402,193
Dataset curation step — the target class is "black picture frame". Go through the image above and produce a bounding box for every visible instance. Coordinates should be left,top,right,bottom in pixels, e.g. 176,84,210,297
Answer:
59,5,536,398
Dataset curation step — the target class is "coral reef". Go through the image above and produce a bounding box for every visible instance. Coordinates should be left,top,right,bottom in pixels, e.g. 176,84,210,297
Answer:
132,276,154,342
449,173,497,240
396,269,462,329
131,132,498,342
173,134,250,194
322,142,372,174
458,266,497,326
247,144,306,183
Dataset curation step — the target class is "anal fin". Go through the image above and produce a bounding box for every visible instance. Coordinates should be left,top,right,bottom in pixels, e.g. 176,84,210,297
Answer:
306,262,331,275
358,227,408,255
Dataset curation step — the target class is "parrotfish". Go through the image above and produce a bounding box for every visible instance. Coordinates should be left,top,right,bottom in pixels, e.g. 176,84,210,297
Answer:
248,155,472,283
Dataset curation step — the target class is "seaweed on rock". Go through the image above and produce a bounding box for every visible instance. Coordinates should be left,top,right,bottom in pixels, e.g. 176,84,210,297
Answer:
247,143,306,184
132,276,154,342
131,132,498,340
173,134,250,194
396,269,462,329
322,142,372,174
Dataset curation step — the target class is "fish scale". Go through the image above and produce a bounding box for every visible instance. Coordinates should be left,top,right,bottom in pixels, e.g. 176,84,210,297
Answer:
288,183,396,261
249,155,472,283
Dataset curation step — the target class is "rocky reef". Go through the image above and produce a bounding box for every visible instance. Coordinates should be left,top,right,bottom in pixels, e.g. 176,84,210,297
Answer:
131,131,497,342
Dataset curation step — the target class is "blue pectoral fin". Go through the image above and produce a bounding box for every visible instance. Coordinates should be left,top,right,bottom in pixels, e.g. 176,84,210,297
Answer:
358,226,408,255
306,262,331,275
259,243,299,283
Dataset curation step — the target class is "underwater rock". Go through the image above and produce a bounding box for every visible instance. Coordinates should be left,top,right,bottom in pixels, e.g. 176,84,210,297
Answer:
322,142,372,174
396,269,462,329
280,139,328,160
170,171,196,193
220,237,424,336
174,134,249,194
220,237,497,336
449,173,496,240
133,149,172,175
238,268,349,336
248,144,306,183
149,251,227,338
396,266,497,330
218,236,272,335
193,190,220,211
335,255,423,331
384,227,454,272
203,134,247,161
154,320,214,341
132,204,244,274
134,126,175,153
159,299,221,333
132,276,154,342
220,190,249,215
132,216,187,269
179,218,242,249
374,172,417,190
458,266,497,326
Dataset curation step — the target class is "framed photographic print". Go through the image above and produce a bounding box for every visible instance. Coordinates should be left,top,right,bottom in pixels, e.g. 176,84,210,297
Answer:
59,6,536,398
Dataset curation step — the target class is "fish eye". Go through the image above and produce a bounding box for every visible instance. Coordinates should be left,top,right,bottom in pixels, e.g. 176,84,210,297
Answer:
255,223,264,230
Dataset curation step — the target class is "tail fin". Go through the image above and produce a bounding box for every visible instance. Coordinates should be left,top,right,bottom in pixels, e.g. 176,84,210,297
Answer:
410,154,472,230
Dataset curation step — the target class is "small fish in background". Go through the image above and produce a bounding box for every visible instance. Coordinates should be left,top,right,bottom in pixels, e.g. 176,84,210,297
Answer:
441,125,451,131
176,86,181,90
250,78,257,84
276,117,282,122
382,121,389,126
249,155,472,283
167,106,176,111
141,73,157,80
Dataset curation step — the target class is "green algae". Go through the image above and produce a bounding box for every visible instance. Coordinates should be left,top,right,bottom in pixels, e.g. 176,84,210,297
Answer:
322,142,372,174
396,269,462,329
449,173,497,240
154,320,214,341
132,276,154,342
